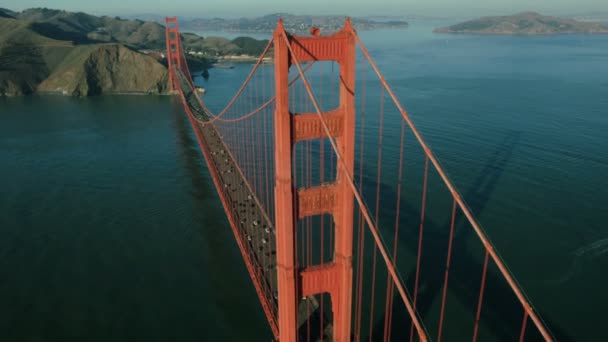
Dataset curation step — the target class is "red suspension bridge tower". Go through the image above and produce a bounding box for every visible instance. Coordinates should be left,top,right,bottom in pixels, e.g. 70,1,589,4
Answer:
165,17,192,90
273,19,356,342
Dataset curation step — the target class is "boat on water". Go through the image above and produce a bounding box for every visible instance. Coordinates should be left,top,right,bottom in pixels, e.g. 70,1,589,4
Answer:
213,63,235,69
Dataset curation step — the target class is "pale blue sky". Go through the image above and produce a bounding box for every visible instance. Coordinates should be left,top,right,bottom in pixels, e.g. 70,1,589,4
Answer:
3,0,607,17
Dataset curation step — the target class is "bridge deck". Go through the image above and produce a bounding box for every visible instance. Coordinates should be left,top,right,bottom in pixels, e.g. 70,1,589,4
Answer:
177,71,332,341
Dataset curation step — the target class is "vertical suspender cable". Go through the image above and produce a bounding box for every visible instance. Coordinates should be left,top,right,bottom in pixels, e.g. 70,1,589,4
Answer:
354,59,367,341
368,85,385,341
473,251,490,342
437,200,457,342
384,118,406,342
410,155,429,342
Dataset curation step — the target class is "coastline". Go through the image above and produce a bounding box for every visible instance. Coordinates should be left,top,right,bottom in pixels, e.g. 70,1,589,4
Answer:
3,88,181,98
433,30,608,35
213,55,273,64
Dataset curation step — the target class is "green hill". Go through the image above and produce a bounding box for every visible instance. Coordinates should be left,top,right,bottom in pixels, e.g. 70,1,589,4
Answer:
231,37,270,56
0,7,269,96
38,44,168,96
435,12,608,35
0,15,168,96
15,8,168,48
12,8,268,53
0,8,16,18
0,17,74,95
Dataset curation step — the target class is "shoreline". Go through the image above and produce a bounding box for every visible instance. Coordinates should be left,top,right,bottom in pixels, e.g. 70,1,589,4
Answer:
433,30,608,35
3,83,208,97
213,55,273,65
3,91,177,98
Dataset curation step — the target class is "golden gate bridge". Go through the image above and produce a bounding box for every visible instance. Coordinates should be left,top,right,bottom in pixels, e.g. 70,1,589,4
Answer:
164,16,554,342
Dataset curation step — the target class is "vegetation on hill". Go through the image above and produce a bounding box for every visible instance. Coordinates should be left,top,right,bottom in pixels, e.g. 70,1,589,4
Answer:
0,13,169,96
10,7,270,54
231,37,270,56
0,17,74,95
37,44,168,96
0,7,269,97
434,12,608,35
14,8,169,48
180,33,268,57
0,8,15,19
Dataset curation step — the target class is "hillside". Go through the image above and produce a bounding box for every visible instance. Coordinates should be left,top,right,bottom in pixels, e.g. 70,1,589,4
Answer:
0,8,15,18
0,7,272,96
12,8,269,54
15,8,169,48
0,17,74,95
0,7,260,97
434,12,608,35
37,44,168,96
183,34,269,56
0,15,168,96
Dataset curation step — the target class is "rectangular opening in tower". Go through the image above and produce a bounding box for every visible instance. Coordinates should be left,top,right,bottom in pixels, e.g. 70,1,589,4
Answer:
298,292,334,342
296,213,335,267
293,139,337,188
288,61,341,114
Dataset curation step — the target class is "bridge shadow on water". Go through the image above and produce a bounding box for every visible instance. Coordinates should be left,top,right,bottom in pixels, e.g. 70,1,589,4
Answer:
173,101,214,203
170,100,273,341
365,132,574,341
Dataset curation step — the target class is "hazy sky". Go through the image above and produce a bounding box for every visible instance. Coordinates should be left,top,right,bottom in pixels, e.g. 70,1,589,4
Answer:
3,0,606,17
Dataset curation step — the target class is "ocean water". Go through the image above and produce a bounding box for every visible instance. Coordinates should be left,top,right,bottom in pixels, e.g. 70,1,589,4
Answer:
1,20,607,341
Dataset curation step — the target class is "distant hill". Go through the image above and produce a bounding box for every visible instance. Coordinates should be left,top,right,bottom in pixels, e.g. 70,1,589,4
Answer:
7,8,269,54
434,12,608,35
181,13,408,34
13,8,170,48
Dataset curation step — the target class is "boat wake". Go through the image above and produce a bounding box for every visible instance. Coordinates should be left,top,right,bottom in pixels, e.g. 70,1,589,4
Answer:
547,237,608,284
573,237,608,258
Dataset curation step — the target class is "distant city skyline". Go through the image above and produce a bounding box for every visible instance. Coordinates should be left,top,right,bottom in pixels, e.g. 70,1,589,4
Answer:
2,0,607,18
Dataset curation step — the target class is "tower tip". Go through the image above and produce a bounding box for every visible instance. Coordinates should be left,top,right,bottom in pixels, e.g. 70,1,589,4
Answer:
273,17,286,37
344,17,354,31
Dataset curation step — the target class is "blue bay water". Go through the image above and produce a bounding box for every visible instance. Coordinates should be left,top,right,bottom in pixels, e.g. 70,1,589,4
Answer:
1,20,607,341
